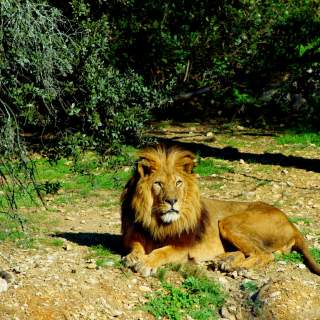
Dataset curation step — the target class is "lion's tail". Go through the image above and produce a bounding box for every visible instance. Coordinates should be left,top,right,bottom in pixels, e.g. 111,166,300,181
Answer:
294,234,320,275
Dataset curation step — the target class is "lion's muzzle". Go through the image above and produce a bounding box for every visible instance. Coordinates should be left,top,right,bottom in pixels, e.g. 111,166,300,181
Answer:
160,209,180,224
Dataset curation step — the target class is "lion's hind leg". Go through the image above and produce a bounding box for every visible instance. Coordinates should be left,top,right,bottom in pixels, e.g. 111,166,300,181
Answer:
216,218,276,271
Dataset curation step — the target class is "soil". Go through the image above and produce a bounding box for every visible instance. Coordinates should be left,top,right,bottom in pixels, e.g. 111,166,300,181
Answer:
0,122,320,320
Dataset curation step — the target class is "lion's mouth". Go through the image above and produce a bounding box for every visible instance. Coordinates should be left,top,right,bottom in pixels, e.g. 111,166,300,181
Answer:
160,210,180,224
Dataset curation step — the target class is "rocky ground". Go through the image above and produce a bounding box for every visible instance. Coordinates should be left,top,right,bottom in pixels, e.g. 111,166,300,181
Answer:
0,123,319,320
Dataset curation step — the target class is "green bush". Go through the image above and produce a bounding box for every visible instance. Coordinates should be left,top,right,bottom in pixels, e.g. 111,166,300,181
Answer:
1,0,320,218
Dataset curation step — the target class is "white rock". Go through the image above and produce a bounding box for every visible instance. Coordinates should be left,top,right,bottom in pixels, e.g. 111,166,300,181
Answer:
269,291,281,298
0,278,8,293
139,285,152,292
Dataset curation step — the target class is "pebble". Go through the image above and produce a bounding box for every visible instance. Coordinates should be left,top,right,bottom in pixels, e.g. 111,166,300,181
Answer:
217,276,230,291
0,278,8,293
112,310,123,317
139,285,152,292
221,306,236,320
85,278,98,285
239,159,246,165
206,132,214,137
86,259,97,269
86,263,96,269
297,263,306,269
269,291,281,298
63,243,72,251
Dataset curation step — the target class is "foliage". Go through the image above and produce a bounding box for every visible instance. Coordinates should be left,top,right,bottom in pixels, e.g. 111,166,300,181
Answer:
276,132,320,147
144,275,225,320
88,244,122,268
274,251,304,264
0,118,40,227
195,158,234,176
1,0,320,220
309,247,320,264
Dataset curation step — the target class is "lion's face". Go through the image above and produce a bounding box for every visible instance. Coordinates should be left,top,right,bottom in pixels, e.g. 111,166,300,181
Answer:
150,171,185,224
128,145,201,239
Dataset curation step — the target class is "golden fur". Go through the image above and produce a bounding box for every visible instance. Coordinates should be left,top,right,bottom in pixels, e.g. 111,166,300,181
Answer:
121,144,320,276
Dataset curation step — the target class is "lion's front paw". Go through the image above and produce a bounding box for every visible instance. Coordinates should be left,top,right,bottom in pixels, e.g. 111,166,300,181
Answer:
134,259,158,277
123,252,145,268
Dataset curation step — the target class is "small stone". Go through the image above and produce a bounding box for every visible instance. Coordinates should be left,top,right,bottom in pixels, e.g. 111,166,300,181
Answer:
239,159,246,165
112,310,123,317
297,263,306,269
85,278,98,285
217,276,230,291
206,131,214,137
286,181,294,187
269,291,281,298
221,306,236,320
86,259,97,269
281,169,289,175
0,278,8,293
63,244,72,251
139,285,152,292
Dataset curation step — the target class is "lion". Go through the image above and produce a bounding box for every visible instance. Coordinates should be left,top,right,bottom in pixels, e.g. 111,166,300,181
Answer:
121,144,320,277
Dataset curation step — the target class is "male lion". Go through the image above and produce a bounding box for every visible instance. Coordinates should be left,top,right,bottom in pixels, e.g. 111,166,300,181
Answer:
121,144,320,277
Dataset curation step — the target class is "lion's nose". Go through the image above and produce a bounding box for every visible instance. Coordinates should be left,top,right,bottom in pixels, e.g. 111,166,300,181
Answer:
165,198,177,207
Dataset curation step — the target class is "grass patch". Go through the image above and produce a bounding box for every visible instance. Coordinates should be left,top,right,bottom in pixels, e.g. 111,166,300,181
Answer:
88,244,122,268
39,237,65,247
275,247,320,265
195,158,234,176
275,132,320,147
274,251,303,263
289,216,312,226
218,137,247,148
208,182,225,190
240,280,258,293
240,280,263,316
310,247,320,264
144,273,225,320
1,148,135,211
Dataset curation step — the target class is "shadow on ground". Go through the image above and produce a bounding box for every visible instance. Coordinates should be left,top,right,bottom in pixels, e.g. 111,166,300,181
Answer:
53,232,124,255
156,138,320,173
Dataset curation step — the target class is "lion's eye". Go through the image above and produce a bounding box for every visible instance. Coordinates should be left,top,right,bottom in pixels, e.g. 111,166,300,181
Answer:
176,179,183,187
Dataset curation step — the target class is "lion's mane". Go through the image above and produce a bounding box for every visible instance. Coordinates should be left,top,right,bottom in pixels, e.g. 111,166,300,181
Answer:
121,145,204,245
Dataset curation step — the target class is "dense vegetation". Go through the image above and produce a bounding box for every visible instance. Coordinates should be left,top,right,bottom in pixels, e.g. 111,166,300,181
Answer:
1,0,320,212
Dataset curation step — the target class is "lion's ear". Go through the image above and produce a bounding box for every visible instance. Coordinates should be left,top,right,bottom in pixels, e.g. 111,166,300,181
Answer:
180,154,197,174
137,158,154,177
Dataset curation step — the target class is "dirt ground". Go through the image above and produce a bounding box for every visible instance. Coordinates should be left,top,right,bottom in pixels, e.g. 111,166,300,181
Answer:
1,123,320,320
